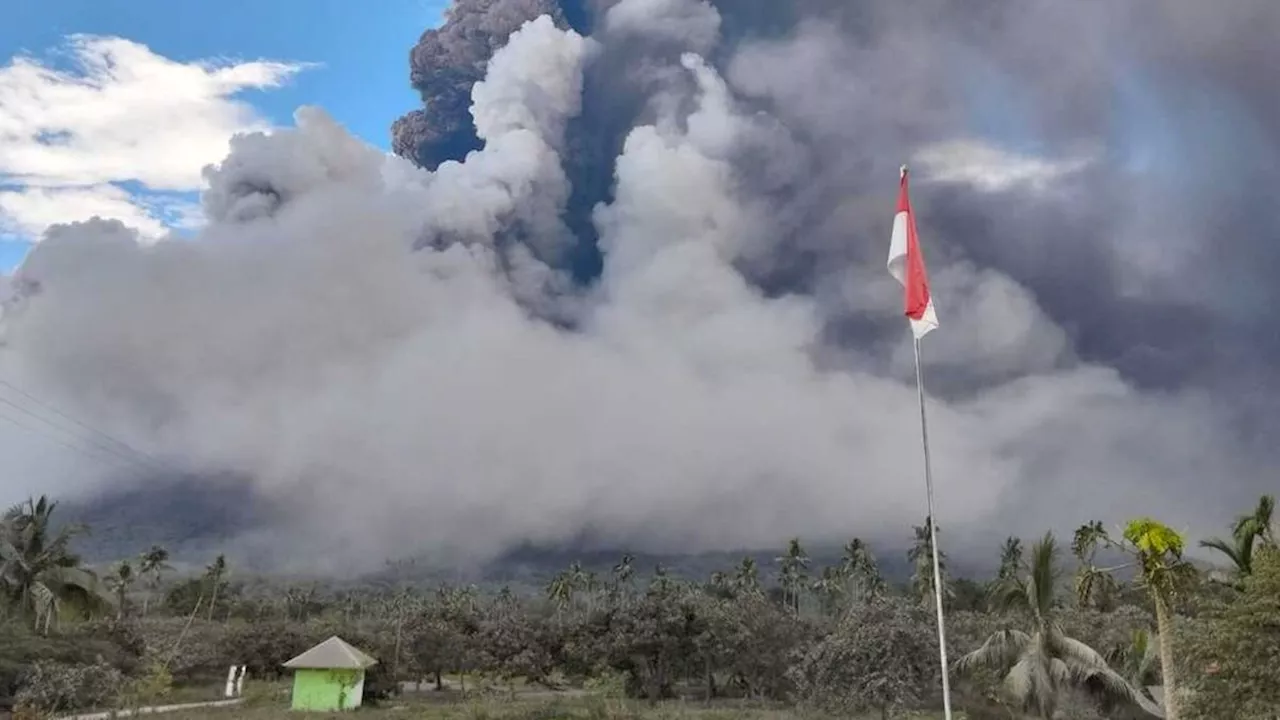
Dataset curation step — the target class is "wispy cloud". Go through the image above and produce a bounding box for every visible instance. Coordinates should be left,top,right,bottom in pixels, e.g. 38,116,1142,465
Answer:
0,35,309,243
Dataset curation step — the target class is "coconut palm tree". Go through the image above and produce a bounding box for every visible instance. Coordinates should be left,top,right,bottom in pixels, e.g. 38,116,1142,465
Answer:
1072,520,1121,610
204,554,227,621
106,560,136,619
908,517,952,606
0,495,113,632
956,533,1160,719
612,553,634,585
1200,494,1275,582
775,538,810,615
137,545,171,616
997,536,1024,581
1235,494,1275,547
839,538,883,599
545,571,573,617
733,556,760,595
810,565,847,617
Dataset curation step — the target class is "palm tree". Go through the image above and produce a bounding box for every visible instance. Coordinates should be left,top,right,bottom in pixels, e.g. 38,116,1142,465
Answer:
733,556,760,595
0,495,113,632
1235,494,1275,547
1109,628,1161,690
810,565,847,617
137,545,171,616
204,554,227,621
106,560,136,619
956,533,1160,719
1072,520,1121,610
1200,494,1275,582
775,538,810,615
908,518,952,606
997,536,1023,581
545,571,573,617
839,538,883,599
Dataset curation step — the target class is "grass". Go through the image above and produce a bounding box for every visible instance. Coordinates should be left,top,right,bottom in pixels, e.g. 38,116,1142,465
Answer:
143,693,951,720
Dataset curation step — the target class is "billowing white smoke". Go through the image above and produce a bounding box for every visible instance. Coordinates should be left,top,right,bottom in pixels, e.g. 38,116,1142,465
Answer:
0,5,1258,571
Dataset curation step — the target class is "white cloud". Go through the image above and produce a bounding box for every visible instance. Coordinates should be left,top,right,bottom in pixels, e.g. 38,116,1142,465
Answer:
910,138,1093,193
0,34,308,243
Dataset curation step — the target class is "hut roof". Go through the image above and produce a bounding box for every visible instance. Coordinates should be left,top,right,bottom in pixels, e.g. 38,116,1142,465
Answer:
282,636,378,670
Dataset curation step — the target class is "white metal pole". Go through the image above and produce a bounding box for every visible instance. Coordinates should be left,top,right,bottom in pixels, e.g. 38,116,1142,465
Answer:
912,335,954,720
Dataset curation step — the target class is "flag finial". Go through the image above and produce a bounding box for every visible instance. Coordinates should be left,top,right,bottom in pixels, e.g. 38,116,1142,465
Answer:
900,164,908,179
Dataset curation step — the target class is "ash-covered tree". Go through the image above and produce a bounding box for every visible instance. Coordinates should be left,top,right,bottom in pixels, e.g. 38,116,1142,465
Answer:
136,545,171,616
1178,546,1280,720
474,590,554,693
775,538,810,616
0,495,113,632
908,517,952,607
840,538,884,601
598,574,702,700
791,594,938,719
956,533,1159,719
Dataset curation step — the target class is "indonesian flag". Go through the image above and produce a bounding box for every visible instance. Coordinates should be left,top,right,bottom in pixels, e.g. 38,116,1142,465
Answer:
887,166,938,339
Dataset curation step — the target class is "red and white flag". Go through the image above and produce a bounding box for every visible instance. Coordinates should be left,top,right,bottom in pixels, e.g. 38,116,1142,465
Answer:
887,166,938,339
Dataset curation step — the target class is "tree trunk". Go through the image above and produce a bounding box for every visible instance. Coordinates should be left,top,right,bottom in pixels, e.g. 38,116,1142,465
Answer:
392,618,403,686
1153,591,1180,720
207,580,219,622
704,658,716,702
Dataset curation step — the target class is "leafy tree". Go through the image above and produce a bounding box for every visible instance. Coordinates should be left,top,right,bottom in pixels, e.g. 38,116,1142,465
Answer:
599,576,700,700
1178,547,1280,719
219,619,308,681
792,594,938,719
0,496,113,632
475,592,554,693
955,533,1158,719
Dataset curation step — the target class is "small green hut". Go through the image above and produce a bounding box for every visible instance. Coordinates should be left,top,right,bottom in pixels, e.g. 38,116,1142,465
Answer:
282,636,378,711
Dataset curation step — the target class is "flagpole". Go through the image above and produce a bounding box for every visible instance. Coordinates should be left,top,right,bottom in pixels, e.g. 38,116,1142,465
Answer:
912,333,954,720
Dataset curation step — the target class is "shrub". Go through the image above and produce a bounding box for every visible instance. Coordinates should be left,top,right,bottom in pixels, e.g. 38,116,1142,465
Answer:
13,659,124,715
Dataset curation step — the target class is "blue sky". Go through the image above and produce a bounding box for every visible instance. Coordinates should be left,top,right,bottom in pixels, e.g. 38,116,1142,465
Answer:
0,0,449,271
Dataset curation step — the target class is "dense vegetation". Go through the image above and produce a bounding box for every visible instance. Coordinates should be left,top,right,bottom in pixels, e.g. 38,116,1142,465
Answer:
1,494,1276,719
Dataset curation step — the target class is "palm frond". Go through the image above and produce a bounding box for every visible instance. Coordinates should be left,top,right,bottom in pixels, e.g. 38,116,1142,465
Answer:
1198,536,1241,564
955,628,1032,674
41,565,115,607
1028,533,1059,616
1049,628,1110,668
986,576,1028,615
1073,663,1164,717
1005,651,1056,717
